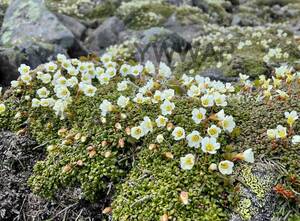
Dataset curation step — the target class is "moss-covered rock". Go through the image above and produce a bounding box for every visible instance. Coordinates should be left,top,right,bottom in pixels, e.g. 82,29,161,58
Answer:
45,0,119,21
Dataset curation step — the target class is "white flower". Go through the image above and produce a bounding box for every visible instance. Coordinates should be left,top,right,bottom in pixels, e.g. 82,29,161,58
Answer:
292,135,300,145
120,64,131,76
239,73,249,82
180,154,195,170
276,125,287,139
37,87,50,98
284,111,298,127
31,98,40,107
104,61,116,69
11,80,19,88
207,125,221,138
67,77,78,87
106,67,117,78
141,116,153,134
156,134,164,143
186,131,202,148
45,62,57,72
133,93,146,104
61,60,72,70
201,94,214,107
117,96,129,108
53,99,69,120
86,68,96,79
225,83,235,92
214,93,227,107
236,148,254,163
0,87,2,96
172,127,186,141
192,108,206,124
57,53,67,62
131,65,143,76
201,137,220,154
83,85,97,97
95,67,104,77
160,100,175,116
181,74,193,85
68,66,79,76
77,62,88,73
131,126,145,139
159,62,172,78
218,160,234,175
99,100,113,116
117,81,128,91
221,116,236,133
275,65,291,78
187,85,200,97
215,109,225,121
152,90,163,103
162,89,174,100
267,129,276,139
0,103,6,114
101,53,112,63
155,115,168,127
56,86,70,99
209,163,217,171
56,76,68,86
20,73,32,84
145,61,155,74
40,98,55,107
40,73,52,84
98,73,111,85
18,64,30,75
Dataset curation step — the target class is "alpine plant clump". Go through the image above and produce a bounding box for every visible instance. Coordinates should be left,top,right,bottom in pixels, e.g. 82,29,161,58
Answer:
0,51,299,220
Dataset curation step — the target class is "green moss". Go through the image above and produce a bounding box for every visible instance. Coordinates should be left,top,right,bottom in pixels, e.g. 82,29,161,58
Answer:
116,0,174,29
45,0,118,20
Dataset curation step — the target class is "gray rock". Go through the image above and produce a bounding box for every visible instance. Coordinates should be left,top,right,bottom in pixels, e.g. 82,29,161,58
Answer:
0,42,66,86
0,0,87,86
124,27,191,65
200,68,238,82
85,16,125,52
0,47,25,86
0,0,74,48
164,13,204,42
0,2,8,30
230,162,278,221
191,0,209,13
231,14,261,26
166,0,193,5
55,13,87,40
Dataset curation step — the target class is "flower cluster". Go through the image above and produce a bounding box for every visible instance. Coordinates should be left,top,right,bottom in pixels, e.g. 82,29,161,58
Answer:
238,65,300,147
11,52,256,180
127,67,254,175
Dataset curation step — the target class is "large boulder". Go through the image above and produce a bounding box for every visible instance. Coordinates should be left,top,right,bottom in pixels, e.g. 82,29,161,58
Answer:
0,0,87,86
125,27,192,65
55,13,87,40
0,0,74,48
85,16,125,52
0,47,24,86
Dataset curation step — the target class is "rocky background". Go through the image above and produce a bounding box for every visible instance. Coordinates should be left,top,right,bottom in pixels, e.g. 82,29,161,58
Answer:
0,0,300,86
0,0,300,220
